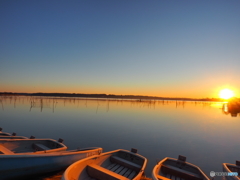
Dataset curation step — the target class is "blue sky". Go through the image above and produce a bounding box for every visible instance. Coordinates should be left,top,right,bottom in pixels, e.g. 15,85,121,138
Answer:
1,0,240,98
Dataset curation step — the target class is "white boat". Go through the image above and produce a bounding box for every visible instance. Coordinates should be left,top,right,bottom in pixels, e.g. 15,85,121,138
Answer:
223,161,240,180
0,138,102,179
62,148,147,180
152,155,210,180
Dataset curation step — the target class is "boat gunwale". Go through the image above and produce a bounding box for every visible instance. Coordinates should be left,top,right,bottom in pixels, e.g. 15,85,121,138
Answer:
0,132,11,136
101,149,148,172
152,157,210,180
0,147,103,179
223,163,240,170
62,149,147,180
0,147,103,158
0,136,28,139
223,162,240,178
0,138,67,155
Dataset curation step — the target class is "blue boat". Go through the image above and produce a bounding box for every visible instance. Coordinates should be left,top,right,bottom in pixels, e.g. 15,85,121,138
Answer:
0,138,102,179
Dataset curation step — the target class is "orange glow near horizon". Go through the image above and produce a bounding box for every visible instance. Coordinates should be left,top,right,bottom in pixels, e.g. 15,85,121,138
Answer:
0,88,209,98
1,84,238,99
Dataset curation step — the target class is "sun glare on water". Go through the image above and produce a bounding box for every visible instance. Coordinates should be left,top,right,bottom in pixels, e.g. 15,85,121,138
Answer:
219,89,234,99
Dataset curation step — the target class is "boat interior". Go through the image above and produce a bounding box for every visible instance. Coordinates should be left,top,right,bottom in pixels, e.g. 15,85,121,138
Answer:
226,161,240,176
69,149,145,180
158,156,207,180
0,139,65,154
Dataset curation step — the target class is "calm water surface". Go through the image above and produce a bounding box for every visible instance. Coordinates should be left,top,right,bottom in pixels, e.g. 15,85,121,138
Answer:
1,96,239,179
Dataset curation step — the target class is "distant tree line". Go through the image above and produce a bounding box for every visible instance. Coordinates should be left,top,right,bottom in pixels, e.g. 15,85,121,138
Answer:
0,92,222,102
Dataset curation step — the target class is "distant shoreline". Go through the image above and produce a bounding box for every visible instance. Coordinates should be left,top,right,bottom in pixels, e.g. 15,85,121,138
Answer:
0,92,223,102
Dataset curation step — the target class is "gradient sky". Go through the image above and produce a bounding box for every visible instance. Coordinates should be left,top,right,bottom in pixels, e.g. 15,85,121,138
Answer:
1,0,240,98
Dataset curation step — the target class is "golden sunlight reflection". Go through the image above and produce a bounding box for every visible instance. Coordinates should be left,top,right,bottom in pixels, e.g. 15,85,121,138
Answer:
222,98,240,117
223,103,228,113
219,88,234,100
1,96,225,116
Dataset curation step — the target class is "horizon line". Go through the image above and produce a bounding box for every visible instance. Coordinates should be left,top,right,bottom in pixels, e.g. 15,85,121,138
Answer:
0,92,226,101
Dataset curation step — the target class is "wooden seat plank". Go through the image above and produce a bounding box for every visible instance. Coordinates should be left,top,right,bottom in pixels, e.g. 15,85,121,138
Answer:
115,166,125,174
161,165,202,180
128,171,136,179
111,156,141,171
87,164,130,180
119,167,129,176
124,169,133,178
32,143,50,151
107,163,117,170
167,164,201,178
111,164,121,172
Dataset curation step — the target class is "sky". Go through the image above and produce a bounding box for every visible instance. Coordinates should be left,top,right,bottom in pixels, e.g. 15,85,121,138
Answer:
1,0,240,98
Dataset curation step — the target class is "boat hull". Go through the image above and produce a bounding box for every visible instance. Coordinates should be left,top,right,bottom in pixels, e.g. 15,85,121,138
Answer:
223,163,240,180
0,128,12,136
0,147,102,179
0,136,27,139
0,139,67,154
152,157,210,180
0,132,11,136
62,149,147,180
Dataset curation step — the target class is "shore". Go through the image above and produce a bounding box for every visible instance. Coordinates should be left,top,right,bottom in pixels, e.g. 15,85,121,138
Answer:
0,92,223,102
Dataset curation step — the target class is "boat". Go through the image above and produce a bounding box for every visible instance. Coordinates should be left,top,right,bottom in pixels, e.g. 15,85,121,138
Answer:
152,155,210,180
0,135,28,139
0,138,67,155
62,148,147,180
223,161,240,180
0,127,13,136
0,138,102,179
0,132,11,136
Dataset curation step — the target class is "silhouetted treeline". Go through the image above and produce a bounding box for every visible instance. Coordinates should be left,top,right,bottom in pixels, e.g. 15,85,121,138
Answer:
0,92,223,101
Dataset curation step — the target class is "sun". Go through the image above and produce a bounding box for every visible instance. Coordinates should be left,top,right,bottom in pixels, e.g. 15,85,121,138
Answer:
219,89,234,99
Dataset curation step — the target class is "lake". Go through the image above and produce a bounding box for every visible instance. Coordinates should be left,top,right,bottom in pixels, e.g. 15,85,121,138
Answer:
1,96,239,180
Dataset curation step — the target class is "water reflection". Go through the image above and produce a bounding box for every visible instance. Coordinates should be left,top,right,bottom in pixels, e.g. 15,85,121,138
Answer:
222,101,240,117
1,95,236,180
0,98,3,110
1,95,224,113
29,97,58,112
